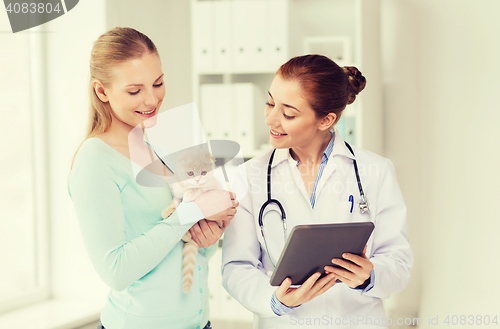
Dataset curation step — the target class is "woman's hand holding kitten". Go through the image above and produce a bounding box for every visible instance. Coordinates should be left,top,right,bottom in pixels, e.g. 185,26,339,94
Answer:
189,219,225,248
194,190,239,224
189,191,238,248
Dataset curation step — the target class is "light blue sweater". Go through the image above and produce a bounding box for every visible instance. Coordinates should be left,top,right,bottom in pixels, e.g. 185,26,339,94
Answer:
68,138,217,329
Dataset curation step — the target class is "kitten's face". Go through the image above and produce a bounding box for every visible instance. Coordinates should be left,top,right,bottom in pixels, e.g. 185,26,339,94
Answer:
176,150,214,185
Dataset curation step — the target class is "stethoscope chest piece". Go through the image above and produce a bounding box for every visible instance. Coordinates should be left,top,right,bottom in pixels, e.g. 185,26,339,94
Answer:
359,194,369,214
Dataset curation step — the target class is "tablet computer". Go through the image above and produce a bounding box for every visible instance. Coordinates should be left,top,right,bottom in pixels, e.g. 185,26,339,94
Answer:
269,222,375,286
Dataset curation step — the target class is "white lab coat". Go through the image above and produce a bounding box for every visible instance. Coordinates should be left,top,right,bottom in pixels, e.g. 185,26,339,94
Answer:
221,131,413,329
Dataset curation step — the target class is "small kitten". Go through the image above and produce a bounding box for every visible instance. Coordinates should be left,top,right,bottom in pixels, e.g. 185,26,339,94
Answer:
161,149,223,293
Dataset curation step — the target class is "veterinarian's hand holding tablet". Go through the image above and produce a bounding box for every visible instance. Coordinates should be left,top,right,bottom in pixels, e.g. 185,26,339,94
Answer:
275,267,339,308
272,222,375,307
324,244,374,289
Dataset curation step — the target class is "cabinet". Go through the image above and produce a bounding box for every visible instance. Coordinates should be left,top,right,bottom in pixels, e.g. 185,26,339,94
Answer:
191,0,383,158
200,83,266,152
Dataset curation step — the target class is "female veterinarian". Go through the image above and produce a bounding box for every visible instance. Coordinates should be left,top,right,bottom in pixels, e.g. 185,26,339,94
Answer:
222,55,413,329
68,27,237,329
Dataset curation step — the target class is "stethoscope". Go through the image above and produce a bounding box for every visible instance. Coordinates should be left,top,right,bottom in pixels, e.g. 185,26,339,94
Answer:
258,141,369,267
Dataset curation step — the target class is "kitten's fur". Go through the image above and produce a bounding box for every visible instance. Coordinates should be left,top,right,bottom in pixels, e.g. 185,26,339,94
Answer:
161,149,222,293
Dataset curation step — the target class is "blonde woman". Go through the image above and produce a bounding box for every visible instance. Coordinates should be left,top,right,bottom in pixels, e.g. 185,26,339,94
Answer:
68,27,237,329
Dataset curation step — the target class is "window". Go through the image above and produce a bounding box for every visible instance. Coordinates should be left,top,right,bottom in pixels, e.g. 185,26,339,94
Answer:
0,16,49,314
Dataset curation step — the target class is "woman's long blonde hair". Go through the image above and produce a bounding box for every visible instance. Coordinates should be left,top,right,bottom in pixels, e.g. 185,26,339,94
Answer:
70,27,159,169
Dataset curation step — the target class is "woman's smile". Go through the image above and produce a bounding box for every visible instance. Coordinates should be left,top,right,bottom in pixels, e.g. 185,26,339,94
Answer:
270,129,287,138
136,107,157,116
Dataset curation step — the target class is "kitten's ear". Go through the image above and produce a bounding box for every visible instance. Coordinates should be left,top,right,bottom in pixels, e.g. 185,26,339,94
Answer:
209,155,215,165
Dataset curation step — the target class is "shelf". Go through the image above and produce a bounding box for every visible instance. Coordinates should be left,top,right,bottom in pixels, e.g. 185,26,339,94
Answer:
191,0,383,156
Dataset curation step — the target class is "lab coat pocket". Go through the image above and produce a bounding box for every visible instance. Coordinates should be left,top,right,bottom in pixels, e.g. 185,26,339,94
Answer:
335,201,372,224
336,201,376,257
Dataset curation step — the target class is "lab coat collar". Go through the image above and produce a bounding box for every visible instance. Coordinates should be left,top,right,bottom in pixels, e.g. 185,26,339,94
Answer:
270,128,354,169
270,147,291,169
330,128,356,161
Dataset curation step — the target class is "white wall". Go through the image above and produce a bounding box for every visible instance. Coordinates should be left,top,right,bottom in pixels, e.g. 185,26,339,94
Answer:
381,0,500,326
417,0,500,322
380,0,421,322
105,0,193,111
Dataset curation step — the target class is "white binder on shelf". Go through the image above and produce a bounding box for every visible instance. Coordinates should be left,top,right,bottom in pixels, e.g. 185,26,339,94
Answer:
201,83,267,155
303,36,352,66
193,1,215,71
266,0,288,68
233,83,253,153
246,0,267,69
218,84,234,140
201,84,235,140
233,83,266,155
213,0,232,71
232,0,252,69
200,84,220,140
232,0,268,70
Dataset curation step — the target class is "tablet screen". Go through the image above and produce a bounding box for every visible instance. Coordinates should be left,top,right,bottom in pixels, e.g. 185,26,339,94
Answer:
269,222,374,286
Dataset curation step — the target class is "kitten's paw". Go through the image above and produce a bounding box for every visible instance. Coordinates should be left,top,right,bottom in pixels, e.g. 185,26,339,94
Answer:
161,200,177,219
183,190,196,202
161,206,175,219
